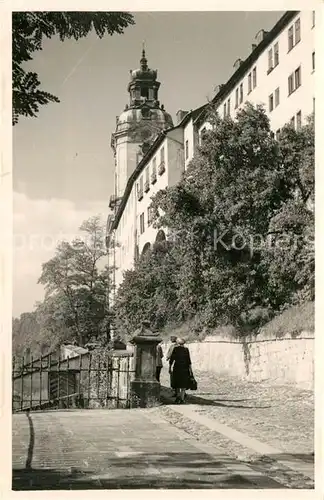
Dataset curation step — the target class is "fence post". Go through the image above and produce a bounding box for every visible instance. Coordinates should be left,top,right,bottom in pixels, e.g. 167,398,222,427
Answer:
58,355,61,409
130,321,161,408
67,356,70,409
29,355,33,410
48,354,51,405
20,355,24,411
12,357,16,412
39,354,43,409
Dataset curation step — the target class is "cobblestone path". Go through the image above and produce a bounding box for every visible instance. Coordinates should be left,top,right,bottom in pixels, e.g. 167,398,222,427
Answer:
12,408,284,490
159,369,314,488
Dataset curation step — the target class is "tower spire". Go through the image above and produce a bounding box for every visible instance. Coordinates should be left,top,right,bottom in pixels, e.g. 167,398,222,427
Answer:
140,42,148,70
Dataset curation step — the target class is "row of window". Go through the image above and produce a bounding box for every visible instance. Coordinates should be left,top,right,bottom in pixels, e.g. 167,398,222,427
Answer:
137,147,165,201
235,82,244,108
140,107,307,235
131,87,156,101
288,66,301,96
290,110,302,130
139,207,154,235
269,87,280,112
224,14,315,119
270,50,315,112
235,54,314,117
274,108,305,140
267,41,279,74
185,140,189,160
288,17,301,53
228,67,257,116
269,63,303,112
269,15,315,73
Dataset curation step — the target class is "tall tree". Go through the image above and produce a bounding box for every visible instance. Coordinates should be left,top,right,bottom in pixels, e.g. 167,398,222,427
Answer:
114,240,180,337
114,103,314,334
12,11,134,124
12,311,41,358
38,215,111,347
262,114,314,307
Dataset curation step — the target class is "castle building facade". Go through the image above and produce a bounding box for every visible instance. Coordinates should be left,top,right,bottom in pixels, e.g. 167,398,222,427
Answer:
106,10,316,299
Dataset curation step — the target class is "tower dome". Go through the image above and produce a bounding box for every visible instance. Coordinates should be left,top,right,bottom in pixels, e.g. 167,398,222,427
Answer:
111,48,173,199
129,49,157,82
116,107,173,134
114,48,173,142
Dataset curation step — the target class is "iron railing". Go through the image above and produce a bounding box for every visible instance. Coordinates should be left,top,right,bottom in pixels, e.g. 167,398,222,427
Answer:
12,351,135,413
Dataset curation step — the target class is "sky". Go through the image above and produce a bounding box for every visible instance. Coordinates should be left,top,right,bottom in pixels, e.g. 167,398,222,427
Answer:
13,10,284,317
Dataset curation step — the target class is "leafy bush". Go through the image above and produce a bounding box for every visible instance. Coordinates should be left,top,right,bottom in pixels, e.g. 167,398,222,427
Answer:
114,103,314,339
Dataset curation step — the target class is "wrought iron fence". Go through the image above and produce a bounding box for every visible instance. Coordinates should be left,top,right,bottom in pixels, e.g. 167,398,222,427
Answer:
12,351,135,412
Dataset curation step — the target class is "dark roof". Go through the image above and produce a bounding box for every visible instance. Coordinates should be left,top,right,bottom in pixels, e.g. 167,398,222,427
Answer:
178,103,208,127
195,11,298,124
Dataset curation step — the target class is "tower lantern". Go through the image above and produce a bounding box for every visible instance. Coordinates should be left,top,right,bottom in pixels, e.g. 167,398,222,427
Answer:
110,48,173,200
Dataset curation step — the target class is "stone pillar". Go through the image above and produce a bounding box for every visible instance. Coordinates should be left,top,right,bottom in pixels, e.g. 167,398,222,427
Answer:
130,321,162,408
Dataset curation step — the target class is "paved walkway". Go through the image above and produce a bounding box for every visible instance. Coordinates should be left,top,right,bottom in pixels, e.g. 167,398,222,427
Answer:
12,409,284,490
159,369,314,488
161,369,314,456
12,370,314,490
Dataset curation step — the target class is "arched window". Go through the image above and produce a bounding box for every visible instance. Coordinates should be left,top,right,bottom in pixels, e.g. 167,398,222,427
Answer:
141,242,151,256
155,230,166,242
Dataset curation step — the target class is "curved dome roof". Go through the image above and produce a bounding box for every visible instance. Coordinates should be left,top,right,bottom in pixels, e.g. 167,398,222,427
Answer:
117,107,173,129
129,49,158,83
130,67,157,81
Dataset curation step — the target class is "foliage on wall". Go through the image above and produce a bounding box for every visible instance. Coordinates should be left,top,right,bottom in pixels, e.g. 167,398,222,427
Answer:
13,104,314,352
114,103,314,337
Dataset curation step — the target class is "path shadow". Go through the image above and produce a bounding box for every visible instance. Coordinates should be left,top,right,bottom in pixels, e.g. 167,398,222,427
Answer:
12,451,285,490
25,411,34,469
160,386,271,409
259,452,314,464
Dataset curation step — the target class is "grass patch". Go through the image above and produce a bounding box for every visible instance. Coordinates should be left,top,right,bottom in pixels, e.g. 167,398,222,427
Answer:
258,302,314,339
159,302,314,343
160,320,209,343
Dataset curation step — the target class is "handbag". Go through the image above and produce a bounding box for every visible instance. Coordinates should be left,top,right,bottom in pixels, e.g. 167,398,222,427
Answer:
188,373,198,391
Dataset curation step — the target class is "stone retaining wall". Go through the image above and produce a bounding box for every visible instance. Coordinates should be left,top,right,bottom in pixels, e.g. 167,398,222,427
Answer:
162,331,314,390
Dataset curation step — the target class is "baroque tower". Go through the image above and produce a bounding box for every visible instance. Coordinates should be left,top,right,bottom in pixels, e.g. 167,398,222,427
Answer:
110,49,173,208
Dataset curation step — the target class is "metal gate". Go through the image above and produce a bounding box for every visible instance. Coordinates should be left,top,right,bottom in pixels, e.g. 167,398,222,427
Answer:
12,351,135,412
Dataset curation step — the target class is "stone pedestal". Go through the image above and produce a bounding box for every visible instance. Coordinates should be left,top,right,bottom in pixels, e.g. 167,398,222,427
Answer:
130,324,162,408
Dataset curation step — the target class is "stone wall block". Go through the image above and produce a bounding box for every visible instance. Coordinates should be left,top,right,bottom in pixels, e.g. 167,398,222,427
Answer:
163,333,313,389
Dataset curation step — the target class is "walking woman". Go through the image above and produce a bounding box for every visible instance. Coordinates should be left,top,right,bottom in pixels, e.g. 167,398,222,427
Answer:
156,342,164,383
169,338,192,404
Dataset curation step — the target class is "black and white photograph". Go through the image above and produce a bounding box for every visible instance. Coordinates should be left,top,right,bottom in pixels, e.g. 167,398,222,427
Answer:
3,5,318,492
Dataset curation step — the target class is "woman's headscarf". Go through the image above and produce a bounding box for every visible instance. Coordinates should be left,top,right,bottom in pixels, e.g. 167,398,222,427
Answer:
176,338,185,345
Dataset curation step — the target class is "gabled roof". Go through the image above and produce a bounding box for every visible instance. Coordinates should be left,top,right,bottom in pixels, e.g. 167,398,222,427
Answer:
178,103,209,127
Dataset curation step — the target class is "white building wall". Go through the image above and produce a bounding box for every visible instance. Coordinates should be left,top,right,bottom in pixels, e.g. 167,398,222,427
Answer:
114,127,185,292
115,142,127,199
137,138,170,254
115,138,140,199
199,11,315,137
112,10,315,293
114,187,137,290
184,119,194,169
166,128,184,187
136,130,184,254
